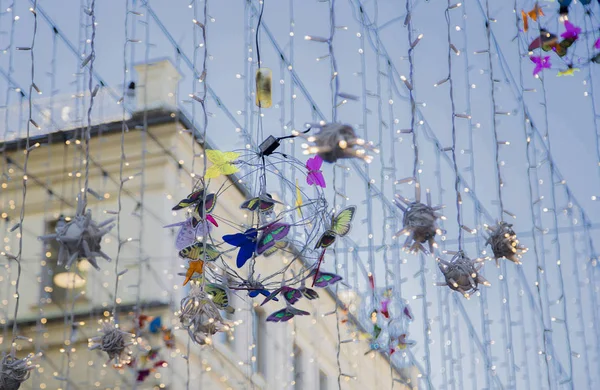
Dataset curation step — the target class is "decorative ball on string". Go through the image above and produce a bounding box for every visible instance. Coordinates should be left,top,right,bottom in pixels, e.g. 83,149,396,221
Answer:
435,251,490,299
88,320,135,367
38,196,115,270
393,186,444,255
485,221,527,266
179,283,231,345
293,123,379,163
0,352,37,390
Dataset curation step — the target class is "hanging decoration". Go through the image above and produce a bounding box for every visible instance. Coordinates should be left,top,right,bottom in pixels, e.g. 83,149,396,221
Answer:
435,251,491,299
38,196,115,270
88,320,135,367
0,352,38,390
294,123,378,163
393,187,444,255
485,221,528,266
178,283,232,345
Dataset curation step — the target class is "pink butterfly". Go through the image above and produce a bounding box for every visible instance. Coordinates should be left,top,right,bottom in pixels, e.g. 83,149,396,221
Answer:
560,21,581,40
306,155,326,188
530,55,551,76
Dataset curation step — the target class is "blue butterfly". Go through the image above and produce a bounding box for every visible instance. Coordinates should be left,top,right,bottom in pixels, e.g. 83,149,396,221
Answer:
149,316,162,334
222,228,258,268
249,289,276,300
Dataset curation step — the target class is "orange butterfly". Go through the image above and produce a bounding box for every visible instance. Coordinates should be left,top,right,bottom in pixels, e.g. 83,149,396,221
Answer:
521,3,544,32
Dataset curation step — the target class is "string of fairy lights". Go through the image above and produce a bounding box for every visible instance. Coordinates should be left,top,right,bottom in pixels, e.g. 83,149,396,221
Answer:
2,0,600,389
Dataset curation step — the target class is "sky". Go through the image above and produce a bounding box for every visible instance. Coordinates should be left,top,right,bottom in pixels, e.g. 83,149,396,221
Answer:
2,0,600,389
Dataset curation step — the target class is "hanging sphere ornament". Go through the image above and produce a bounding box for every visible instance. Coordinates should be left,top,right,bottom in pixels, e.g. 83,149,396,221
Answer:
88,320,135,367
393,186,444,255
0,352,37,390
485,221,528,266
179,284,231,345
293,123,379,163
38,196,115,270
436,251,490,299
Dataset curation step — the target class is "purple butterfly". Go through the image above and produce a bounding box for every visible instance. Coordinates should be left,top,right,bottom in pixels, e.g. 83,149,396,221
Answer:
306,155,326,188
310,270,342,288
256,221,290,255
595,38,600,50
261,286,319,306
560,21,580,40
164,218,212,250
222,228,258,268
266,306,310,322
530,55,551,76
403,304,414,321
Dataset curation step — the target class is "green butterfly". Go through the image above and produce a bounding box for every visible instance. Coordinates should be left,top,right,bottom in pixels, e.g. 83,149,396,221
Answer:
194,277,235,314
315,206,356,249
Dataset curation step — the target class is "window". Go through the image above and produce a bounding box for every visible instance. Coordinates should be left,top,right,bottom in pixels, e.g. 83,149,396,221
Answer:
255,309,268,378
41,218,87,306
293,343,304,389
319,370,329,390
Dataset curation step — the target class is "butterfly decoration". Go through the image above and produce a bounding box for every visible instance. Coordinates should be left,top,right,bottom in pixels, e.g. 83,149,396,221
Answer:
392,333,416,353
595,38,600,50
179,242,221,285
240,193,276,213
530,55,551,76
261,285,319,306
135,360,167,382
380,299,390,319
179,242,221,262
558,0,571,15
310,270,343,288
183,260,205,286
223,228,258,268
164,218,212,250
561,20,581,41
315,206,356,249
262,240,289,257
162,328,175,349
312,206,356,285
172,189,216,212
528,29,574,58
195,276,236,314
148,316,162,334
521,3,544,32
402,304,414,321
306,155,326,188
170,189,218,229
295,179,303,215
249,288,276,299
266,305,310,322
557,67,580,76
205,149,240,179
256,221,291,255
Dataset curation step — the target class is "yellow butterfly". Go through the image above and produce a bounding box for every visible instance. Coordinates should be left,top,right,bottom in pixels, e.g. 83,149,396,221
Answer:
295,179,303,216
557,67,579,77
205,150,240,179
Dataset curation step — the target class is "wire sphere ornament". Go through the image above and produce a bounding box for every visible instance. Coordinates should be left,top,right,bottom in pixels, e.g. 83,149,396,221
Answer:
293,123,379,163
393,186,444,255
179,284,231,345
88,320,135,367
0,352,37,390
436,251,490,299
485,221,528,266
38,196,115,270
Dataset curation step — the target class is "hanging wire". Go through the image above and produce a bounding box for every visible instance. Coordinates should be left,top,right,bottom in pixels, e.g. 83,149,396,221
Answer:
11,0,38,349
112,0,132,325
